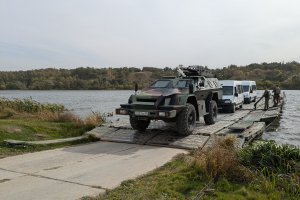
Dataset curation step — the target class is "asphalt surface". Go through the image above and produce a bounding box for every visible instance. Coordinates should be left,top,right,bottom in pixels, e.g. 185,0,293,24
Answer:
0,141,187,200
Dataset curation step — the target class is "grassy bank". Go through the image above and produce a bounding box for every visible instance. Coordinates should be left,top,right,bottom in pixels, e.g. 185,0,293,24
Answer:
82,138,300,200
0,97,105,158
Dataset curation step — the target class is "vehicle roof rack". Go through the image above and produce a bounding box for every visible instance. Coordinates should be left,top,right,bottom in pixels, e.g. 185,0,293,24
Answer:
180,65,215,78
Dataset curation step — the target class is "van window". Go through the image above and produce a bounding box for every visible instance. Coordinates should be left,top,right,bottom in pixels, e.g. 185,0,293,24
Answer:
236,85,242,94
252,85,257,91
222,86,233,95
243,85,249,92
239,85,243,94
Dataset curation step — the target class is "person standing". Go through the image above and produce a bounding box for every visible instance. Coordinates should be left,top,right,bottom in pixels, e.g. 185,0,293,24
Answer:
273,84,281,105
262,86,270,110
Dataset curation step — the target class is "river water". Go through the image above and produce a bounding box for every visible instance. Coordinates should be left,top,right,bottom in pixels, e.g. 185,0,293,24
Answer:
1,90,299,146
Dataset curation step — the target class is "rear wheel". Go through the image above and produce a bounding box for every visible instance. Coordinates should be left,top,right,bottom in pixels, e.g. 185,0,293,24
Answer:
204,100,217,125
253,97,256,102
176,103,196,136
130,117,150,131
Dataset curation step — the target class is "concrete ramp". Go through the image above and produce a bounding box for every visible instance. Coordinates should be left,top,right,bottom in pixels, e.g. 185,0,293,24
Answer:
100,129,160,145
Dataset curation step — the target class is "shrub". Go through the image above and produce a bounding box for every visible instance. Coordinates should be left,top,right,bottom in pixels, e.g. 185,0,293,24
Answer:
193,136,253,182
0,97,64,114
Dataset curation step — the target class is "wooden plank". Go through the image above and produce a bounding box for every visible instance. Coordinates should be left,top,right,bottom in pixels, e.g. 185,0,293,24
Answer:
100,129,160,145
147,132,210,149
228,121,254,130
237,122,266,141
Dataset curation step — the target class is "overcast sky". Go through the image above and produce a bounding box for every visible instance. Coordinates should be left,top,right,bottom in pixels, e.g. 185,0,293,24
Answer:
0,0,300,71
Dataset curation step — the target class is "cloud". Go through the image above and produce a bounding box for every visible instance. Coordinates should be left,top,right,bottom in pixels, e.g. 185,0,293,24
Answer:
0,0,300,71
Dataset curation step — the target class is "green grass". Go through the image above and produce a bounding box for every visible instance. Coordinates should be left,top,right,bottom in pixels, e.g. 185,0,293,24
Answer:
0,118,97,158
0,98,106,158
82,139,300,200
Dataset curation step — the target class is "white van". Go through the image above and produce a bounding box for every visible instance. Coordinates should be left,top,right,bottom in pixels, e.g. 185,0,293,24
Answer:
219,80,244,113
242,81,257,103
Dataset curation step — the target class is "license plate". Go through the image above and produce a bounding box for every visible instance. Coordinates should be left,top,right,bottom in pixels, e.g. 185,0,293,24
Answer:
139,112,148,115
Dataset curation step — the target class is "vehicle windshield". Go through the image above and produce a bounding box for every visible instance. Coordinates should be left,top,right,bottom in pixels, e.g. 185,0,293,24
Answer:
222,86,233,95
243,85,250,92
150,80,170,87
175,80,192,88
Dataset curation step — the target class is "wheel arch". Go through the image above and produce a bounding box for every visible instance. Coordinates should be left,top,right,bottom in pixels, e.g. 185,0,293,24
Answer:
212,92,219,107
187,96,199,121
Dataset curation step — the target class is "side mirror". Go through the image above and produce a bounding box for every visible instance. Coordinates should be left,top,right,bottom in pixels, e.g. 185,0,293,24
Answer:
189,84,194,94
251,90,253,93
199,82,204,87
234,92,238,97
135,83,138,92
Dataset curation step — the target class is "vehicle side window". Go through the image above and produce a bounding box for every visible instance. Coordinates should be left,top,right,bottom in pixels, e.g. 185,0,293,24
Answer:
237,85,240,94
235,87,237,94
253,85,257,90
207,81,213,88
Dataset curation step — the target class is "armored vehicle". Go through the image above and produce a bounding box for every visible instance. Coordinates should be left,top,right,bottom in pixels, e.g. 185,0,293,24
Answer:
116,65,223,135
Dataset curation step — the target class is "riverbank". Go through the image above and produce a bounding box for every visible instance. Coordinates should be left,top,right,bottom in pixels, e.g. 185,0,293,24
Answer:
83,138,300,200
0,97,104,158
1,98,299,199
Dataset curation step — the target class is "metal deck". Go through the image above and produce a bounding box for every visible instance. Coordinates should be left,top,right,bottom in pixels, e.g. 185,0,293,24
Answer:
87,99,282,150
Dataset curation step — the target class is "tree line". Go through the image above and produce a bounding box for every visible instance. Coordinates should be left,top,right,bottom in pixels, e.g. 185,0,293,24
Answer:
1,61,300,90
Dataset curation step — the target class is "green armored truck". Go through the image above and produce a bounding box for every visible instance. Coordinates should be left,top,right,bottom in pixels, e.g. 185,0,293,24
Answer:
116,65,223,135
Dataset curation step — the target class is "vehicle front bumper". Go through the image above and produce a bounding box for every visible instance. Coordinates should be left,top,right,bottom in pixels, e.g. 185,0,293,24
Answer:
116,108,177,120
244,97,250,102
218,103,234,110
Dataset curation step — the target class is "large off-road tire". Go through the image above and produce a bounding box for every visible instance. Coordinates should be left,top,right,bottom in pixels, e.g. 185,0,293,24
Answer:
204,100,217,125
130,117,150,131
231,103,236,113
176,103,196,136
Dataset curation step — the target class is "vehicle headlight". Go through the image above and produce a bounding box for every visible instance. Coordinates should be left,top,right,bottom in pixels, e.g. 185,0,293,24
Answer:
244,94,249,97
225,100,232,103
120,110,126,114
159,112,165,117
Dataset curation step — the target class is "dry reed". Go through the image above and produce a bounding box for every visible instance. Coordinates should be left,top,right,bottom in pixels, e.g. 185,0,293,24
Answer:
193,136,253,182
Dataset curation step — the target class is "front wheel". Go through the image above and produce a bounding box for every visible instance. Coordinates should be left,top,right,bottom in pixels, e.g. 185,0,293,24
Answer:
176,103,196,136
231,103,236,113
130,117,150,131
204,100,217,125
